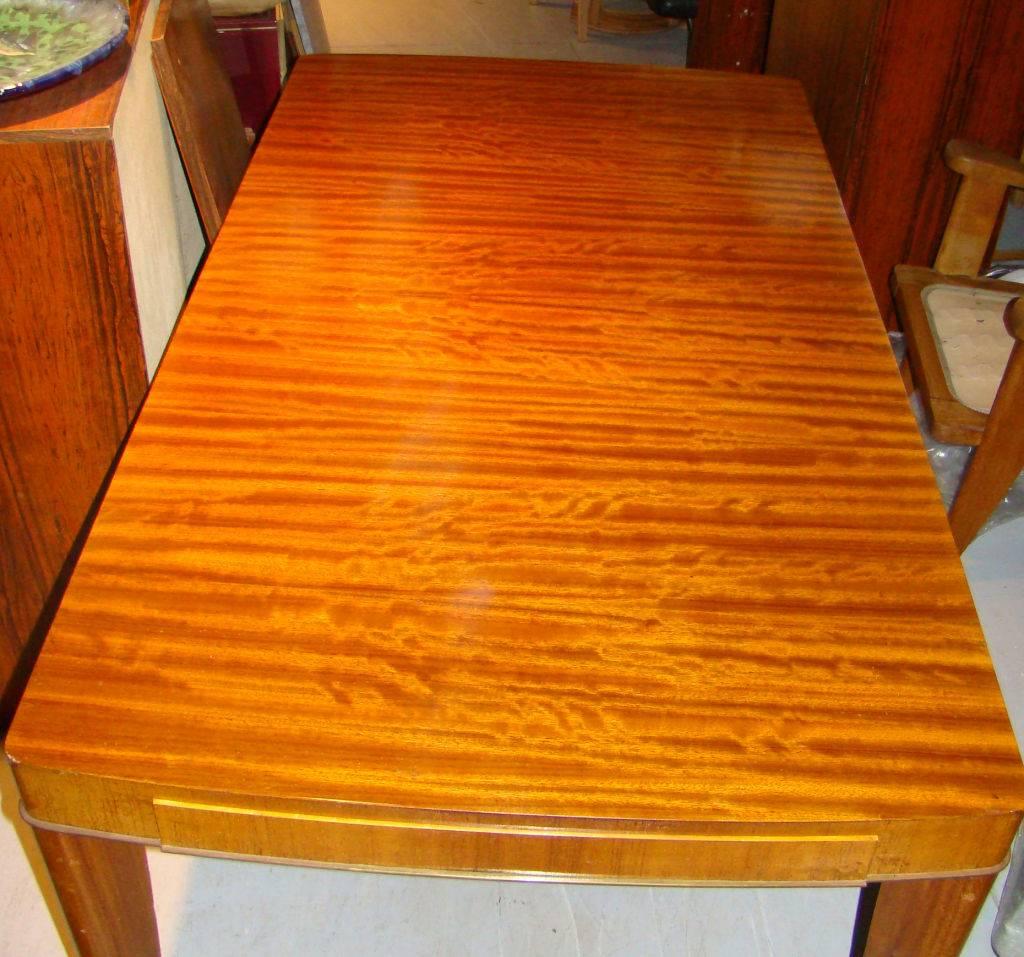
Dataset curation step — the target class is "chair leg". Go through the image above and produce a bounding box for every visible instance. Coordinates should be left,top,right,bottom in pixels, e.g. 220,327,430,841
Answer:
949,339,1024,552
576,0,593,40
898,354,915,396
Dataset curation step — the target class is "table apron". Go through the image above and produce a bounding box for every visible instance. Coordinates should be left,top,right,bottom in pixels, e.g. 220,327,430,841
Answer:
148,797,880,884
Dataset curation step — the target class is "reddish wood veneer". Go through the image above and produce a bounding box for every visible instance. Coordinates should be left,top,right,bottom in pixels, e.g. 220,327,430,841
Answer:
0,3,149,713
766,0,1024,326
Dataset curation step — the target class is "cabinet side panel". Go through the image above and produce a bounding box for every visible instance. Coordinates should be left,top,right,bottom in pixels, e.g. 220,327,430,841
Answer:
837,0,983,320
114,0,205,378
764,0,879,185
688,0,773,73
905,0,1024,267
0,140,147,701
767,0,1019,326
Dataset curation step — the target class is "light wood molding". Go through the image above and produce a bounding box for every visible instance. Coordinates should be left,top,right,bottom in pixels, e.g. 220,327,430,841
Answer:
153,799,879,884
945,139,1024,189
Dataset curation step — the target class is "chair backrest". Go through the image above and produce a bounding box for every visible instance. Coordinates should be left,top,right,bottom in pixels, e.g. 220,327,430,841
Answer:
934,140,1024,278
152,0,251,243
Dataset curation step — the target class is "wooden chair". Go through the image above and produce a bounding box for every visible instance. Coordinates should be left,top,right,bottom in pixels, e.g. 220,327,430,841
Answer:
572,0,697,43
566,0,682,43
152,0,251,243
893,140,1024,552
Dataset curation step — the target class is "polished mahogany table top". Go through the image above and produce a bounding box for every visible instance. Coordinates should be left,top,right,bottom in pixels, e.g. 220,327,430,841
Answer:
7,56,1023,886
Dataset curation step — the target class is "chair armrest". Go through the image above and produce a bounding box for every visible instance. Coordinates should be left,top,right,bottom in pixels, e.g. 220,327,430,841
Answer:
945,140,1024,189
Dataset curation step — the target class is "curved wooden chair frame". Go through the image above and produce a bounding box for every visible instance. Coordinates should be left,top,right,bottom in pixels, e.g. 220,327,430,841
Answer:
529,0,681,42
574,0,681,41
893,140,1024,551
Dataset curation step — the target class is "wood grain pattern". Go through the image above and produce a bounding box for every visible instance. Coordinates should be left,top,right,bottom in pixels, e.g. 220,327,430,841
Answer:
153,799,879,883
861,874,995,957
7,58,1024,890
0,139,147,712
687,0,773,72
32,828,160,957
152,0,250,242
909,0,1024,272
763,0,878,183
765,0,1024,326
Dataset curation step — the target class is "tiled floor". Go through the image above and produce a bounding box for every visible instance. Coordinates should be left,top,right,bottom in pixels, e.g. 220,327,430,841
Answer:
3,3,1023,955
322,0,689,67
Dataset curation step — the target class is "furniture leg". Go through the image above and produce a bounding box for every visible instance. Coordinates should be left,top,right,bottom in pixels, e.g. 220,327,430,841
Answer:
32,828,160,957
949,338,1024,552
855,874,995,957
576,0,595,41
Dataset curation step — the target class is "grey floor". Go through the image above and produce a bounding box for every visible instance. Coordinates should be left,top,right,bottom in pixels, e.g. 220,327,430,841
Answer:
3,3,1023,955
322,0,689,66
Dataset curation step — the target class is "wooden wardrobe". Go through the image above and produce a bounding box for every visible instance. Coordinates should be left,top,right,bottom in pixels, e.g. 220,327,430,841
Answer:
765,0,1024,326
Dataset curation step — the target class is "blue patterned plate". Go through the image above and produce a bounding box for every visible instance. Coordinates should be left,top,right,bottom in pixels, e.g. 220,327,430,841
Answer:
0,0,129,99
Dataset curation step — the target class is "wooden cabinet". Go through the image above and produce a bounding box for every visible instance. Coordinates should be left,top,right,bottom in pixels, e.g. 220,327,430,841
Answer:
0,0,202,718
687,0,773,73
765,0,1024,327
214,10,286,137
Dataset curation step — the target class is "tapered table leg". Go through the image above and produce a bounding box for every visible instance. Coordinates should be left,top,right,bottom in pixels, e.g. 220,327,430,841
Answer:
856,874,995,957
32,828,160,957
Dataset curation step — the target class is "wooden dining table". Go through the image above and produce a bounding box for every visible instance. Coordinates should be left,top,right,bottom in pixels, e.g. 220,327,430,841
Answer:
6,55,1024,956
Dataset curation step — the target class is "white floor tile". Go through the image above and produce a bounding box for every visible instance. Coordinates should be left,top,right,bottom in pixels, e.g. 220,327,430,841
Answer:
963,517,1024,742
492,43,581,61
144,853,862,957
322,0,686,66
0,763,68,957
569,32,687,67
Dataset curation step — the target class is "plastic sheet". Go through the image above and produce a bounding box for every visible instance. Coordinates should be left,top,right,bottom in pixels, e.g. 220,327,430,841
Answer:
994,831,1024,957
889,332,1024,538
